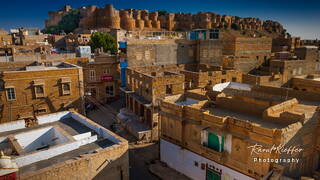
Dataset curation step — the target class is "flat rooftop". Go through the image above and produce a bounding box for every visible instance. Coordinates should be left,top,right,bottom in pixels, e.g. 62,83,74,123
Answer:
23,62,77,71
145,71,181,77
1,62,78,72
165,84,319,130
204,107,287,129
0,111,123,174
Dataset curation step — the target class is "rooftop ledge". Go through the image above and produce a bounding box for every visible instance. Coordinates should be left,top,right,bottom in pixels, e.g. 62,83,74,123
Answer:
0,111,127,169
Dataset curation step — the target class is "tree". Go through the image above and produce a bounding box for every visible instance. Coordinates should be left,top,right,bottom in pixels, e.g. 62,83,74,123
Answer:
157,10,167,16
89,32,117,54
42,9,80,34
42,25,61,34
231,23,240,31
58,9,81,33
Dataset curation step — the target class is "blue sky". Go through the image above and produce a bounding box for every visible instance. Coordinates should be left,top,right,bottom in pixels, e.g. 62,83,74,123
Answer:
0,0,319,39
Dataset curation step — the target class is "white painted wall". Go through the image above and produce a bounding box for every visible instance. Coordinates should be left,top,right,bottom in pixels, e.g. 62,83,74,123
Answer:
14,127,70,153
37,111,71,124
0,120,25,133
76,135,97,146
0,137,10,151
15,141,79,167
71,113,121,143
52,128,70,145
212,82,252,92
73,132,92,141
15,127,52,151
160,139,254,180
15,133,97,167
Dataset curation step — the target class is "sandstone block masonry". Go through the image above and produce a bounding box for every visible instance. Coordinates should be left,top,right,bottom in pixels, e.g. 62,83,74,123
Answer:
0,62,84,123
46,4,286,33
160,86,320,179
126,39,223,67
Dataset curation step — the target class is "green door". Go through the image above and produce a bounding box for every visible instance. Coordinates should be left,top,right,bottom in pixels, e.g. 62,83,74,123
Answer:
208,132,220,152
206,169,221,180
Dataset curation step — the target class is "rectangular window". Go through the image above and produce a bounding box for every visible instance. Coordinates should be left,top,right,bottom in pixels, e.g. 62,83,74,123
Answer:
6,88,16,100
202,131,224,153
166,85,172,94
36,108,47,114
89,70,96,81
36,86,44,93
106,86,114,96
34,85,45,98
206,168,221,180
62,83,71,95
104,68,110,74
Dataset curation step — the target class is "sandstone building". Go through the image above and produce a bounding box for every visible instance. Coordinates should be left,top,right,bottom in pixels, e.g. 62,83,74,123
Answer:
290,74,320,93
82,54,120,104
0,62,84,123
242,45,320,87
46,4,286,34
0,111,129,180
65,33,91,52
221,35,272,73
118,64,242,142
272,36,301,53
159,83,320,180
126,39,223,67
269,48,320,84
0,29,12,46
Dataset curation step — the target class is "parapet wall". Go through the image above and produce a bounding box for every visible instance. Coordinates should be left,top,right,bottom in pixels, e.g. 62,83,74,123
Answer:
216,93,270,115
264,98,298,116
252,85,320,102
262,98,305,125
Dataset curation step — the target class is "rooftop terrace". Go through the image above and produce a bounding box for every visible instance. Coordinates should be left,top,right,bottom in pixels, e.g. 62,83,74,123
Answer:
0,111,124,173
163,83,319,130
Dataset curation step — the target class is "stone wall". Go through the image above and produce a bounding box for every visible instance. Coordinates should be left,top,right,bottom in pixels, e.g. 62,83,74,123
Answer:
262,98,304,125
294,46,319,61
46,4,286,34
83,56,120,103
198,40,223,66
0,66,84,123
223,56,264,73
242,74,284,87
160,91,320,179
290,76,320,93
270,59,320,83
126,39,177,66
252,85,320,102
20,135,129,180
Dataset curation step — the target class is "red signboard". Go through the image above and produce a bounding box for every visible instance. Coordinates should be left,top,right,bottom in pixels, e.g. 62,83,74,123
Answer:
0,172,16,180
101,75,113,82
